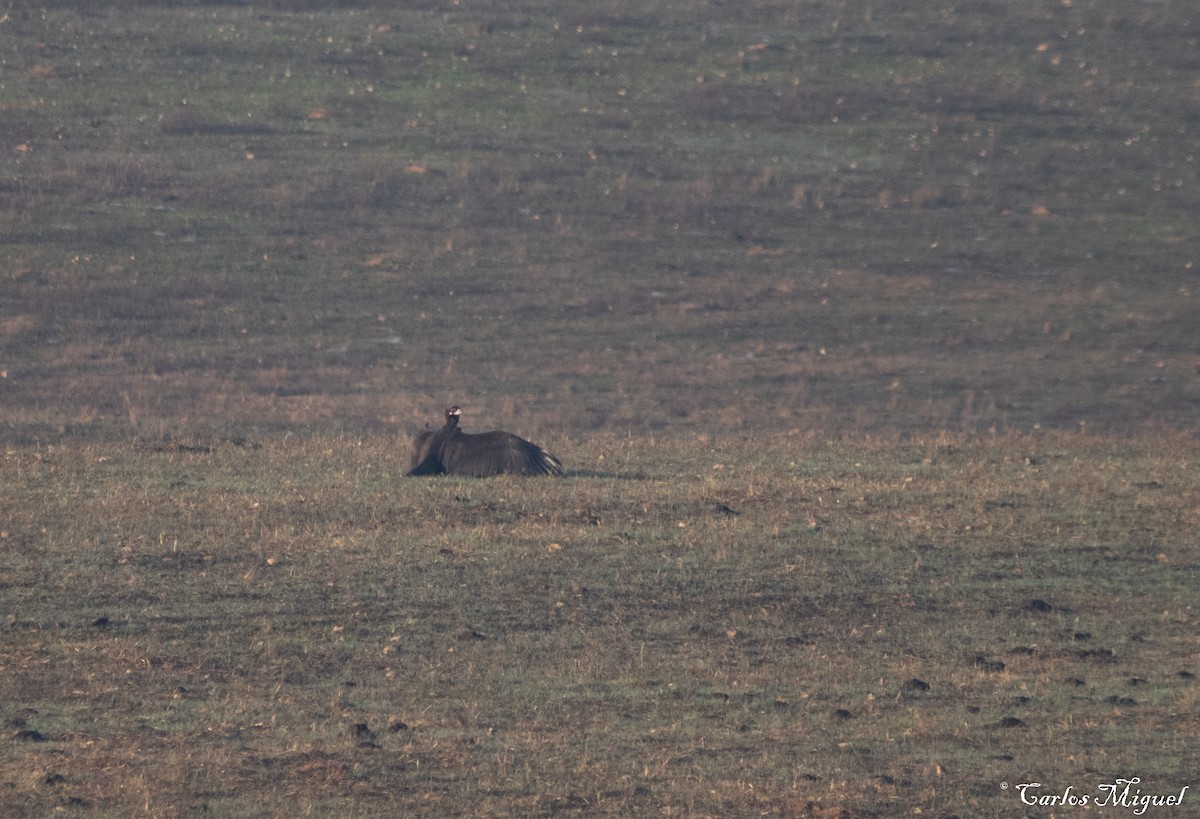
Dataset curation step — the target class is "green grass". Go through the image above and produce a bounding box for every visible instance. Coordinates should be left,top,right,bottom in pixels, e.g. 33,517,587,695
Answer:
2,1,1199,815
2,432,1198,816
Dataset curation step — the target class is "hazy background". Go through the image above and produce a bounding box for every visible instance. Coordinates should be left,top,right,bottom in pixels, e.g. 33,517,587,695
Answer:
2,0,1197,443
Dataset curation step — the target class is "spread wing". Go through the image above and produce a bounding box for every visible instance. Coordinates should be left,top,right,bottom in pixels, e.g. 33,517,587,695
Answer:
406,428,445,475
443,431,563,477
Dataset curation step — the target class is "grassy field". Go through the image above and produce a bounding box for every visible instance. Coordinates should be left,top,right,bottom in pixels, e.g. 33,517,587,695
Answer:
3,432,1199,816
2,0,1197,440
2,0,1199,816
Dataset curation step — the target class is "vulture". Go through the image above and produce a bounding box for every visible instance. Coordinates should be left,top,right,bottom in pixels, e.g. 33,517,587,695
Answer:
407,406,564,477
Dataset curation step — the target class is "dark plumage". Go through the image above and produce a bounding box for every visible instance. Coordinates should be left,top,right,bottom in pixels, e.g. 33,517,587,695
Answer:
407,406,564,477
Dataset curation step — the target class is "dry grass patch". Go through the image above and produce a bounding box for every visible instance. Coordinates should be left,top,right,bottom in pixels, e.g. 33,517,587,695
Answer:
2,431,1197,815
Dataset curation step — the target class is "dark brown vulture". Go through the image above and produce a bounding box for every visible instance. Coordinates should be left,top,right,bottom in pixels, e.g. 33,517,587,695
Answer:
407,406,564,477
